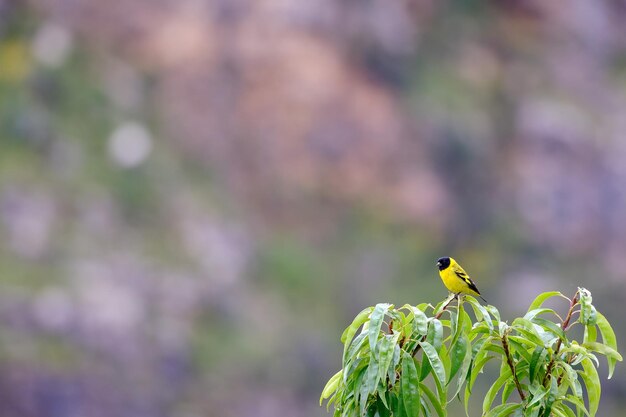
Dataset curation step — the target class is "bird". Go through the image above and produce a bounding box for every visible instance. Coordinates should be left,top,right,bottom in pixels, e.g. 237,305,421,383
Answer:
436,256,487,303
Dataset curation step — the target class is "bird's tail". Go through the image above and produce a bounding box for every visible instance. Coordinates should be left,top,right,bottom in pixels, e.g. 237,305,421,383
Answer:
479,294,488,303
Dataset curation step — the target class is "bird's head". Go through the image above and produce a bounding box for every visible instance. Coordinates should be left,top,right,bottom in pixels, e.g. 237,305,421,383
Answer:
436,257,451,271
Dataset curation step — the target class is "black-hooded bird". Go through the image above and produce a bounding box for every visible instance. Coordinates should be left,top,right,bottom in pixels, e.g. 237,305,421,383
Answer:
436,256,487,303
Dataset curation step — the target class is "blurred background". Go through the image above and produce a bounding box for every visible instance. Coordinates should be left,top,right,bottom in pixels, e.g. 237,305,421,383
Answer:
0,0,625,416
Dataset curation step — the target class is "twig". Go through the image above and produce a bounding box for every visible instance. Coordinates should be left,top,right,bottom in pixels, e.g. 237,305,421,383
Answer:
542,291,579,387
502,330,526,400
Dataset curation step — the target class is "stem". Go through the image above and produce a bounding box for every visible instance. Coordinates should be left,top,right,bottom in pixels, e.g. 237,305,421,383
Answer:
502,330,526,401
543,291,579,387
435,294,457,320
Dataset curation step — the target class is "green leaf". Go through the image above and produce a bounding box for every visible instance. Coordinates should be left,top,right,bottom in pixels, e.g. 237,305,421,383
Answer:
421,396,431,417
469,353,494,392
463,382,471,416
468,322,491,338
420,354,432,382
483,402,522,417
359,375,370,417
378,384,390,409
433,295,454,315
401,351,420,417
378,334,400,383
528,291,567,312
584,325,597,344
345,333,368,362
448,332,468,383
450,305,471,348
542,373,558,417
465,297,493,331
579,357,600,417
342,307,374,344
321,369,343,405
464,355,494,416
449,308,459,344
352,366,368,417
582,305,597,326
553,403,578,417
498,321,509,338
325,388,339,411
341,398,355,417
344,354,365,383
420,341,447,388
529,346,546,383
484,343,506,357
459,307,472,334
394,391,407,417
438,343,451,381
595,312,620,379
369,304,392,352
342,308,374,364
578,288,597,326
448,334,472,400
367,355,380,394
376,396,391,417
506,336,533,364
388,311,405,337
389,343,401,385
420,382,446,417
427,319,444,352
530,317,567,342
558,362,582,397
582,342,623,362
482,367,512,414
453,341,473,400
526,383,549,410
411,306,430,335
565,394,590,417
485,305,501,323
467,335,496,390
472,334,491,358
560,343,599,367
366,400,377,417
511,318,547,347
501,380,516,404
432,368,447,409
524,308,560,322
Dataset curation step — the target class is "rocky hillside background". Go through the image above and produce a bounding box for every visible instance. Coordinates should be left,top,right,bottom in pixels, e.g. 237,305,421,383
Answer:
1,1,625,416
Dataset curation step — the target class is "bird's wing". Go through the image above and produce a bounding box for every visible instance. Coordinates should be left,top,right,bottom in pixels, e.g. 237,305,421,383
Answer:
453,267,482,295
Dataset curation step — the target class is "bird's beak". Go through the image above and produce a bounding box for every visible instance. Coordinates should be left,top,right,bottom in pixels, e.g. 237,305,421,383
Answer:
436,261,441,267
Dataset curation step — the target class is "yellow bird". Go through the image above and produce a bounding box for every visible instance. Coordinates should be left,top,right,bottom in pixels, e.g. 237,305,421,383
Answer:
436,257,487,303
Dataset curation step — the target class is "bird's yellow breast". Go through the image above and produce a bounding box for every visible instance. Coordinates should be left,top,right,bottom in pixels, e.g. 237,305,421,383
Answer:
439,268,473,293
439,268,480,296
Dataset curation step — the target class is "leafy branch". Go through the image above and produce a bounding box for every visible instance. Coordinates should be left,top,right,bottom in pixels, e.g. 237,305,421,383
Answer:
542,292,578,388
501,329,525,401
321,288,622,417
